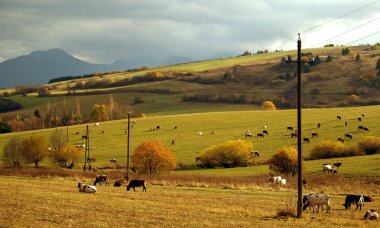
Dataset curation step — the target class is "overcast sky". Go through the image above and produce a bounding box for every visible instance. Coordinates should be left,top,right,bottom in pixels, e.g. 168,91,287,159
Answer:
0,0,379,64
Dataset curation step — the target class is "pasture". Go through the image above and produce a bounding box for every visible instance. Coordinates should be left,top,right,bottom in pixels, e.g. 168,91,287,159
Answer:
0,175,379,227
1,105,379,168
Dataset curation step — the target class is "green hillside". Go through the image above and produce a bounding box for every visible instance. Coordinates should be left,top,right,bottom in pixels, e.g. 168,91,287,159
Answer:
1,105,379,176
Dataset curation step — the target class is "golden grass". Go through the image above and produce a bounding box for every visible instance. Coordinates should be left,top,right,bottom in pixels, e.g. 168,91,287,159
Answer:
0,175,379,227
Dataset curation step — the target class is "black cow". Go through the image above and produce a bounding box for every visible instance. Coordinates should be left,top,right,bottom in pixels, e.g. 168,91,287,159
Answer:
127,179,147,192
114,180,125,187
344,133,353,140
344,194,364,210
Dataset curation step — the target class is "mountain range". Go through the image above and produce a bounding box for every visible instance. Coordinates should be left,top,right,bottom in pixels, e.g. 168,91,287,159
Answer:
0,49,194,88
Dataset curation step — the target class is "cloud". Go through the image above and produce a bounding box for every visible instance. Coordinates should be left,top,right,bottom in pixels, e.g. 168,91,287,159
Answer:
0,0,379,63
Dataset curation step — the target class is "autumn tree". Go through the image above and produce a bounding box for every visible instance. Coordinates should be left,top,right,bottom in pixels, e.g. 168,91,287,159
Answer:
268,146,303,176
199,140,253,168
3,139,25,168
89,104,109,122
131,140,176,174
262,101,277,110
23,135,48,167
349,94,361,104
52,144,83,168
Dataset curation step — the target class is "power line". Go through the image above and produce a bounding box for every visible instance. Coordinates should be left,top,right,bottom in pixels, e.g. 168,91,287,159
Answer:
345,30,380,45
309,16,380,48
273,0,380,51
301,0,380,33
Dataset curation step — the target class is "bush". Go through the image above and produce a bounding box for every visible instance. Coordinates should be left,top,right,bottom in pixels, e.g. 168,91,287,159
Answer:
37,87,51,97
268,147,303,176
0,98,23,112
52,145,83,168
326,55,332,63
199,140,253,168
262,101,277,110
133,97,145,104
0,121,13,133
357,136,380,155
23,135,49,167
131,140,176,174
309,140,362,159
3,139,25,168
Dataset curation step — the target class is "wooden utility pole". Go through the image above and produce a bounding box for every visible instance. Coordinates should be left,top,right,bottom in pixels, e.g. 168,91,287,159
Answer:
296,33,303,218
83,125,90,171
126,112,131,181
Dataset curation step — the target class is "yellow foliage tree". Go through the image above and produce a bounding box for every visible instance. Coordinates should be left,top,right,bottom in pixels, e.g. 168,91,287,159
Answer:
145,71,164,77
52,145,83,168
262,101,277,110
200,140,253,168
349,94,361,104
23,135,48,167
132,140,176,174
89,104,109,122
268,146,303,176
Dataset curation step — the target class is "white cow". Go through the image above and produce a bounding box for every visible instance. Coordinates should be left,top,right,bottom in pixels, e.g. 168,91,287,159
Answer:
279,178,286,186
95,122,100,126
364,210,378,220
303,193,331,213
78,183,97,193
197,132,203,136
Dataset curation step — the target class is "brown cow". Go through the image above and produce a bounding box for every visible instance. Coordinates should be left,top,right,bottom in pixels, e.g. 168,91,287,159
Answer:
291,132,298,138
94,175,110,186
257,133,265,138
303,138,311,143
311,132,318,138
287,126,294,131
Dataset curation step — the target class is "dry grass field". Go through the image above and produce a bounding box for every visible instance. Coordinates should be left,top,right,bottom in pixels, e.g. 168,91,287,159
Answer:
0,175,379,227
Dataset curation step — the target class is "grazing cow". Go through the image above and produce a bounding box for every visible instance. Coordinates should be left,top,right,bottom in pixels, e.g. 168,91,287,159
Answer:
171,140,175,145
99,130,104,134
263,130,269,135
87,156,96,162
345,121,348,126
317,123,321,129
78,183,97,193
358,126,364,131
361,113,365,117
245,130,252,138
311,132,318,138
279,179,286,186
344,194,364,210
333,162,342,169
95,122,100,126
114,180,125,187
363,195,376,202
82,135,87,140
156,125,160,130
211,130,215,135
174,126,177,130
291,132,298,138
303,193,331,213
127,180,147,192
257,133,265,138
364,210,378,220
358,117,362,122
179,134,183,138
287,126,294,131
344,133,353,140
302,179,307,187
303,137,310,143
94,175,110,186
74,131,80,135
251,151,260,158
363,127,369,132
323,164,334,173
263,125,267,129
269,176,282,184
337,138,345,143
110,158,117,163
337,116,342,120
197,132,203,136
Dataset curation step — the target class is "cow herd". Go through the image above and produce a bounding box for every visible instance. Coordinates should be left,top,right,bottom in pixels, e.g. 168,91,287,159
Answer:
78,174,147,194
302,192,377,220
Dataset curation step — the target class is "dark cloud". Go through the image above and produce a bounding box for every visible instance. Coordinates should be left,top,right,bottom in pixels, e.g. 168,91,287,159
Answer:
0,0,379,63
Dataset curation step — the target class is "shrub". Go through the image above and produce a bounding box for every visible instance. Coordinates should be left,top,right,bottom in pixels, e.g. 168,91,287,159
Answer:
376,58,380,69
356,54,361,61
52,145,83,168
349,94,361,104
357,136,380,155
268,146,302,176
0,121,13,133
3,139,25,168
145,71,164,77
326,55,332,63
309,140,362,159
131,140,176,174
23,135,49,167
199,140,253,168
261,101,277,110
133,97,145,104
0,98,23,112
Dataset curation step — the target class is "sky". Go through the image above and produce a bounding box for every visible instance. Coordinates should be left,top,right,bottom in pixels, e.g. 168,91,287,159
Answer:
0,0,380,64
